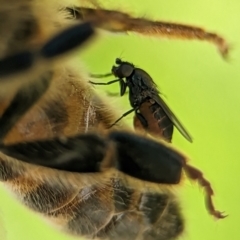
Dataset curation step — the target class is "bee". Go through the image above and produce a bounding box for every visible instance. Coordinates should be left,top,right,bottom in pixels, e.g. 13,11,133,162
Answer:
0,129,226,239
90,58,193,143
0,0,228,239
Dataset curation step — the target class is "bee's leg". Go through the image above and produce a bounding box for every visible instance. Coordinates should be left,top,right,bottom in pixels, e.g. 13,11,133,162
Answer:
0,127,227,220
0,133,112,173
109,131,226,219
78,7,228,58
0,51,34,78
0,72,53,142
40,22,94,59
0,22,94,78
0,129,182,181
109,108,136,128
109,131,182,183
183,164,227,219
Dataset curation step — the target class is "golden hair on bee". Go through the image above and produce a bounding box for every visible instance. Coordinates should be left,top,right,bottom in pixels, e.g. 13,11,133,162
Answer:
0,0,126,144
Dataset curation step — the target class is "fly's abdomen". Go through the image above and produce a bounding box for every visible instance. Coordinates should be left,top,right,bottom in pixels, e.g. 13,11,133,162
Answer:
150,102,173,142
134,100,173,142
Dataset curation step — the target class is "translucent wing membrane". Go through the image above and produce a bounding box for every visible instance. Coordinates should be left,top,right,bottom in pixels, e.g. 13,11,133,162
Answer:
153,94,193,142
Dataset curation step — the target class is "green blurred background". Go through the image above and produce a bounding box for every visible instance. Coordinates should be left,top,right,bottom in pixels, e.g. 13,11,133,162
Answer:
0,0,240,239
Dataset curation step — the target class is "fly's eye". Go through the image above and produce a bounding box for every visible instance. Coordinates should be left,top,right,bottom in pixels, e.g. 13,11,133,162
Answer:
119,64,134,77
116,58,122,64
112,64,133,78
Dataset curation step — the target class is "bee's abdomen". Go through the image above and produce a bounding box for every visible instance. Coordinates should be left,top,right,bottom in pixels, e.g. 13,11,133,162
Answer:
98,180,184,240
0,157,183,240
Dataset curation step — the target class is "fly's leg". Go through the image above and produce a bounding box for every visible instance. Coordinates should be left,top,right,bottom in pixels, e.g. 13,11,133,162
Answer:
109,108,136,128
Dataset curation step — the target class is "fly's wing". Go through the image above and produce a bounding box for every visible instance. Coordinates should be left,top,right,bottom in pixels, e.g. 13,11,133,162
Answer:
152,94,193,142
134,68,159,95
134,69,193,142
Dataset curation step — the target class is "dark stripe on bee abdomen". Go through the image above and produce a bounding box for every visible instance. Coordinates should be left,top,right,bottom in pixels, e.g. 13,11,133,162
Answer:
97,212,144,240
111,178,134,212
0,157,21,181
24,182,80,213
66,184,115,236
140,192,184,240
97,189,184,240
139,192,169,224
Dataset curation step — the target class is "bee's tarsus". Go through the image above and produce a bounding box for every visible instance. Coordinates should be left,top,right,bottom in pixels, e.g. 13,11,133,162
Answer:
183,164,225,219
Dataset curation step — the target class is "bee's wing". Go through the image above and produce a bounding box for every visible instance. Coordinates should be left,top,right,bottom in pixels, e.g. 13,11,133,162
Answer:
152,94,193,143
